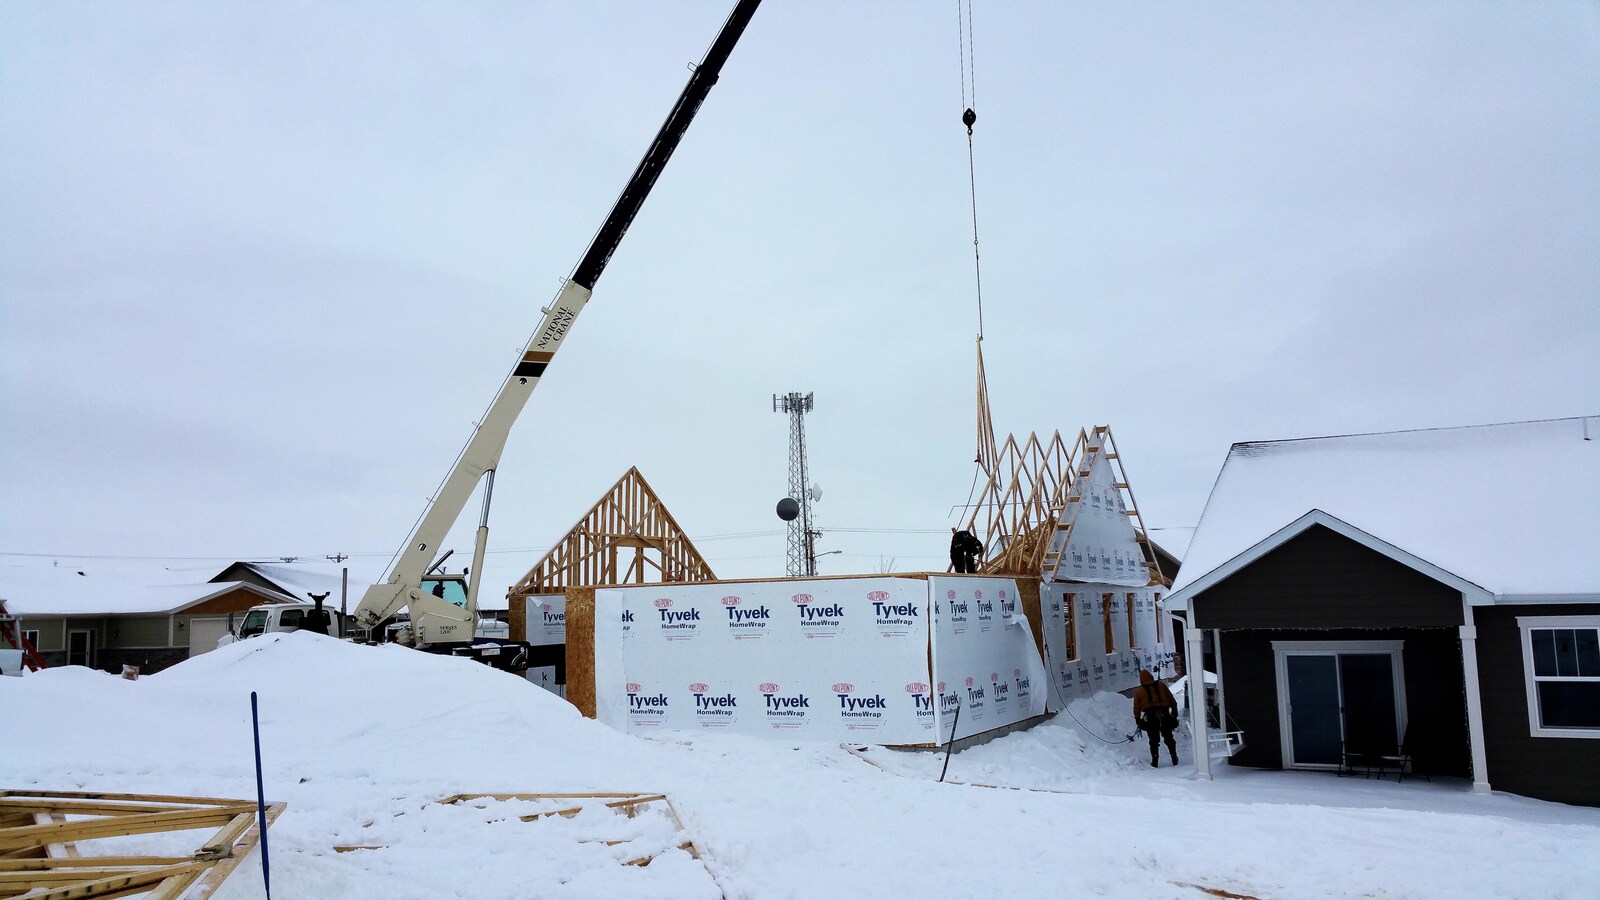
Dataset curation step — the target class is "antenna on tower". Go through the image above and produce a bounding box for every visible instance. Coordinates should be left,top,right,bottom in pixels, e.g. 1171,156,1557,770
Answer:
773,391,818,576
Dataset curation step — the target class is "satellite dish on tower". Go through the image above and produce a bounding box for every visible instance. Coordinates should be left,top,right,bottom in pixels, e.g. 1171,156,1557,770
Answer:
807,483,823,502
776,497,800,521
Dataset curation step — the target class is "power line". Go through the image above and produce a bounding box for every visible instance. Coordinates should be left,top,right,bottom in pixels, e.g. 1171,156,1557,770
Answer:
0,523,1034,565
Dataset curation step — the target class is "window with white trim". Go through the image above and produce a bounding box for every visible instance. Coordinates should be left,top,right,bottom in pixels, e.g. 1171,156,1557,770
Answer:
1519,616,1600,737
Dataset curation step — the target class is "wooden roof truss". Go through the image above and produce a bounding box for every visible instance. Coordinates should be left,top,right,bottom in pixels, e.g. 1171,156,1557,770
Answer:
960,430,1083,576
510,467,716,596
959,425,1165,585
0,789,283,900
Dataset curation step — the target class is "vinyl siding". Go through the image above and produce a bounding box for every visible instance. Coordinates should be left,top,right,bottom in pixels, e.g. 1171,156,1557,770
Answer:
15,617,67,652
1193,525,1464,630
105,615,171,648
1474,603,1600,806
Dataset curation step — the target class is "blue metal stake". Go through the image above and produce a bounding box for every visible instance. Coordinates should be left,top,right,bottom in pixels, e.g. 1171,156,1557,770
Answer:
938,701,961,783
250,691,272,900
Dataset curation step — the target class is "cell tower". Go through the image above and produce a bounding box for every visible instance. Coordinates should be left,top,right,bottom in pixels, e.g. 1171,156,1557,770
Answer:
773,391,816,577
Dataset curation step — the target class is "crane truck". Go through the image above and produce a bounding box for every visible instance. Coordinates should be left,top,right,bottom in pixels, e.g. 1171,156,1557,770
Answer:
351,0,762,670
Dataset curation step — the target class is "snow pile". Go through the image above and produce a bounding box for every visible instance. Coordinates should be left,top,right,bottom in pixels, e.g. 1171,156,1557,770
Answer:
5,633,1599,899
5,634,709,899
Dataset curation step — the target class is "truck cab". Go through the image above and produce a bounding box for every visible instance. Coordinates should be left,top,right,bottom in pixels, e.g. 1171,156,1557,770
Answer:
233,575,466,644
235,602,344,640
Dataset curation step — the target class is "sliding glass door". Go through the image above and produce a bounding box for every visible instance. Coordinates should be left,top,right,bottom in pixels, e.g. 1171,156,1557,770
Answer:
1274,641,1406,769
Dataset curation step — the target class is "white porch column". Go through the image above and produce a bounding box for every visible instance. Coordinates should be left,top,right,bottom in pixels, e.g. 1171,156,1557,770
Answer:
1187,619,1212,780
1211,628,1228,737
1459,617,1492,794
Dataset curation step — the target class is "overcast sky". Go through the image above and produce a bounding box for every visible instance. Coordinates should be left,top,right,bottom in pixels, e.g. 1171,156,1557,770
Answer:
2,1,1596,592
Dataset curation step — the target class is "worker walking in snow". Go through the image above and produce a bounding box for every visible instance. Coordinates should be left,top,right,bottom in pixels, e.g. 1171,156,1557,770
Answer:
1133,669,1179,768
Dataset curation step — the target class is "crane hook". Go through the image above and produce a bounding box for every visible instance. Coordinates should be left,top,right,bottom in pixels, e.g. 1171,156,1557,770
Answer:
962,107,976,135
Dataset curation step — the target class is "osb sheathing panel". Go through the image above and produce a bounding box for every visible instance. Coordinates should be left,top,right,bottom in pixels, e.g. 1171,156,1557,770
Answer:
507,594,526,645
1016,576,1044,660
565,587,597,719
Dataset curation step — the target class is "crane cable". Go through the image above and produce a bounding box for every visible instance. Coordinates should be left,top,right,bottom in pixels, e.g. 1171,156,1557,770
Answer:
957,0,984,341
949,0,986,534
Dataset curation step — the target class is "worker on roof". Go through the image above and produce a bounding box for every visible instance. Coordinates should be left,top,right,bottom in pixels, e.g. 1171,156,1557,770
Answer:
949,529,983,574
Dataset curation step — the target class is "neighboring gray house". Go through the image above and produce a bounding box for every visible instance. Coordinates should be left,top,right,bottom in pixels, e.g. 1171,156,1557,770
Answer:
3,555,537,674
1165,416,1599,806
0,565,295,674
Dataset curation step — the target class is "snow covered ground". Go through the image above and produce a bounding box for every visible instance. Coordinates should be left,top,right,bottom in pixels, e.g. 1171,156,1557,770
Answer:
5,633,1597,899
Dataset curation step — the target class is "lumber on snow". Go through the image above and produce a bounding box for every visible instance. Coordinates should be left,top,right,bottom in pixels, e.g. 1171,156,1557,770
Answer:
0,790,284,900
330,791,720,892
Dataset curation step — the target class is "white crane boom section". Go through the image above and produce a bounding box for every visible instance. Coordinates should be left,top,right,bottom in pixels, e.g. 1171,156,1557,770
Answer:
351,0,762,646
353,279,590,642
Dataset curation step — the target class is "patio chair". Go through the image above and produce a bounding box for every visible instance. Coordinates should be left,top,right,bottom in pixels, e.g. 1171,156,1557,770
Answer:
1338,742,1377,778
1372,731,1428,783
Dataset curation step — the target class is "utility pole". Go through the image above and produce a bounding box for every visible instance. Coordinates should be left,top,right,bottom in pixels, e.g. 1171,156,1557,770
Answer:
773,392,816,577
327,555,350,632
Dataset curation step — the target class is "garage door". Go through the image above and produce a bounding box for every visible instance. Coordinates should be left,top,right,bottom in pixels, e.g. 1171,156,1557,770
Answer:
188,617,232,656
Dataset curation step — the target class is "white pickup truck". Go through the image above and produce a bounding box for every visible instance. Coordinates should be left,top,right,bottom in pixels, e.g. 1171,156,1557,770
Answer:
227,576,501,644
234,601,344,640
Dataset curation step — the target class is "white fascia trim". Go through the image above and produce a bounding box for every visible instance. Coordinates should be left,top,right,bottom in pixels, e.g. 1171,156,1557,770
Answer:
1495,593,1600,606
1164,509,1493,613
1517,615,1600,629
1271,639,1406,652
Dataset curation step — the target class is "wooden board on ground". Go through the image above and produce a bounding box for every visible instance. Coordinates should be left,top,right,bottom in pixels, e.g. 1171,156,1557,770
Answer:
0,789,283,900
336,791,721,896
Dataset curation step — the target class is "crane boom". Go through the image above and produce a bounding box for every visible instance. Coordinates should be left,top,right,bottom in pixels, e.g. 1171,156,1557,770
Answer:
355,0,762,644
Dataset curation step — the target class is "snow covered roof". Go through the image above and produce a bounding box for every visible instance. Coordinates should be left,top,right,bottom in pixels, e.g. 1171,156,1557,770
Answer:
1167,416,1600,609
0,564,295,616
220,561,374,601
